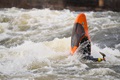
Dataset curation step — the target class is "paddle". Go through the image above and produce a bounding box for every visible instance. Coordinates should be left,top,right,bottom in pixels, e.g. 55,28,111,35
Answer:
100,52,106,61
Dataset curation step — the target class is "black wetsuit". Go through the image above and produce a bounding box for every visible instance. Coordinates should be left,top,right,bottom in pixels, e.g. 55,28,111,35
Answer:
80,37,103,62
80,37,91,55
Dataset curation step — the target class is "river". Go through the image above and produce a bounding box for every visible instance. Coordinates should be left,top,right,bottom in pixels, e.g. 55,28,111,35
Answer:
0,7,120,80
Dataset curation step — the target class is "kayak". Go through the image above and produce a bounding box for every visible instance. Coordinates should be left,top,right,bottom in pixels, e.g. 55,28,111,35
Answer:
71,13,90,55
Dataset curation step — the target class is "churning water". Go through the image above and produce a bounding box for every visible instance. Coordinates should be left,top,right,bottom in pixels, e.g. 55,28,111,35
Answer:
0,8,120,80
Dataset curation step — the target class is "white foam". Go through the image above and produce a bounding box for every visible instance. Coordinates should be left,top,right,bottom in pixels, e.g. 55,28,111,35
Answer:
87,68,115,75
0,38,71,75
115,44,120,49
44,37,71,52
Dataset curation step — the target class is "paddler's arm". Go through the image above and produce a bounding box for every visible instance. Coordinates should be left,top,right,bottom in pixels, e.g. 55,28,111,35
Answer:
83,55,105,62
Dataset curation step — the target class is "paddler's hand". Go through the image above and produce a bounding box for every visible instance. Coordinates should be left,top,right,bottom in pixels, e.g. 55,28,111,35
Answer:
97,58,106,62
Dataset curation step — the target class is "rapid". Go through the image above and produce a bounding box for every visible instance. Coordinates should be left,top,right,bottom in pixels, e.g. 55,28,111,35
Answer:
0,7,120,80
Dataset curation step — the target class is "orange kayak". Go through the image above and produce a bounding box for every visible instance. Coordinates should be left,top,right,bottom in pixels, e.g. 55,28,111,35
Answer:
71,13,91,55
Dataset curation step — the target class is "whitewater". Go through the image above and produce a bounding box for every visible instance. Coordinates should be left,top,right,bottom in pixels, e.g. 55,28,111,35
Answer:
0,7,120,80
